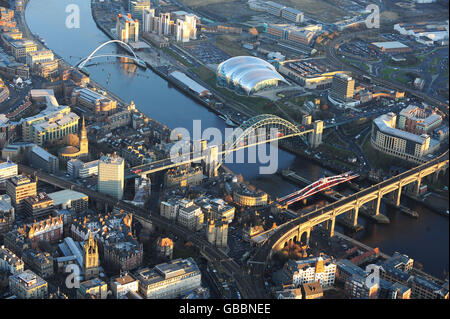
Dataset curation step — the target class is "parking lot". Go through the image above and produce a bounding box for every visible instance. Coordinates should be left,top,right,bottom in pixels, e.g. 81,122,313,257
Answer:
184,41,231,64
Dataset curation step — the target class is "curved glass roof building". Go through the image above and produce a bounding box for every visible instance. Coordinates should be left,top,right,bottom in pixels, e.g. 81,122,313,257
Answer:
217,56,289,95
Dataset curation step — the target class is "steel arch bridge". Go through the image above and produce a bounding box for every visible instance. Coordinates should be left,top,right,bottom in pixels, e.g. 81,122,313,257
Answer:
222,114,312,155
76,40,141,69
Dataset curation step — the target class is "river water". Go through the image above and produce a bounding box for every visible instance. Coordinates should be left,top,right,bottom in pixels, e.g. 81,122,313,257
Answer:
25,0,449,278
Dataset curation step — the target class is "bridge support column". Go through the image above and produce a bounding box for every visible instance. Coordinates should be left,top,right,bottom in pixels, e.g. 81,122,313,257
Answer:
309,120,323,148
433,171,439,183
375,194,382,215
396,186,402,207
415,177,422,196
326,217,335,238
352,205,359,226
204,145,219,178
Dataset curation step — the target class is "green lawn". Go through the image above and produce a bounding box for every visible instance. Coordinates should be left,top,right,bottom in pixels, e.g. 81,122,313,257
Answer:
428,56,440,74
381,68,397,80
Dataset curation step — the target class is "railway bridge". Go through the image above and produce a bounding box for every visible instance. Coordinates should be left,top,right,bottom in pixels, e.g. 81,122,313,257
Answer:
261,150,448,256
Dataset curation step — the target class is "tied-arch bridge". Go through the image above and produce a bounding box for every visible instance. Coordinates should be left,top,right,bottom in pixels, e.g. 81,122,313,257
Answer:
127,114,324,178
76,40,146,69
248,150,449,276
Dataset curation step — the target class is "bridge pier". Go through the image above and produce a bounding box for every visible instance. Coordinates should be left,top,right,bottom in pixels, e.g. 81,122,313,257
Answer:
395,184,402,207
415,177,422,196
375,192,382,215
432,170,440,183
326,217,335,237
351,206,359,226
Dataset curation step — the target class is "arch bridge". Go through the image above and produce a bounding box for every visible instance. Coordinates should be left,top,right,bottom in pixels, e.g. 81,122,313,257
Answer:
76,40,145,69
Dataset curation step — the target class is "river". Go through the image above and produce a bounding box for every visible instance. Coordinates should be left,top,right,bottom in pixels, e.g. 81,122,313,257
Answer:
25,0,448,279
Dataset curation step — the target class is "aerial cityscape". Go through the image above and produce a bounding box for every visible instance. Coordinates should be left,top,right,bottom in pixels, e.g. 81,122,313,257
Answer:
0,0,448,304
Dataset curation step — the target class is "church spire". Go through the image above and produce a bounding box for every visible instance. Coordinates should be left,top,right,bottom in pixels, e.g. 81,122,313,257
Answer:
81,116,87,140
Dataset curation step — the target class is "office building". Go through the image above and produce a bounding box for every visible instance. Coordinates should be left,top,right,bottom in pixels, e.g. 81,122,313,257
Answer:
30,145,59,174
67,159,99,179
116,13,139,43
136,258,201,299
398,105,443,134
71,87,117,115
26,49,54,69
9,269,48,299
302,282,323,299
98,153,125,200
110,273,140,299
278,58,344,89
0,195,14,233
265,1,285,16
195,197,235,224
371,112,436,164
6,174,37,212
47,189,89,212
10,40,37,60
164,166,203,188
160,13,171,36
23,192,54,218
0,159,18,184
24,108,80,146
142,8,155,33
77,278,108,299
330,73,355,102
177,199,203,231
129,0,150,21
281,7,304,23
